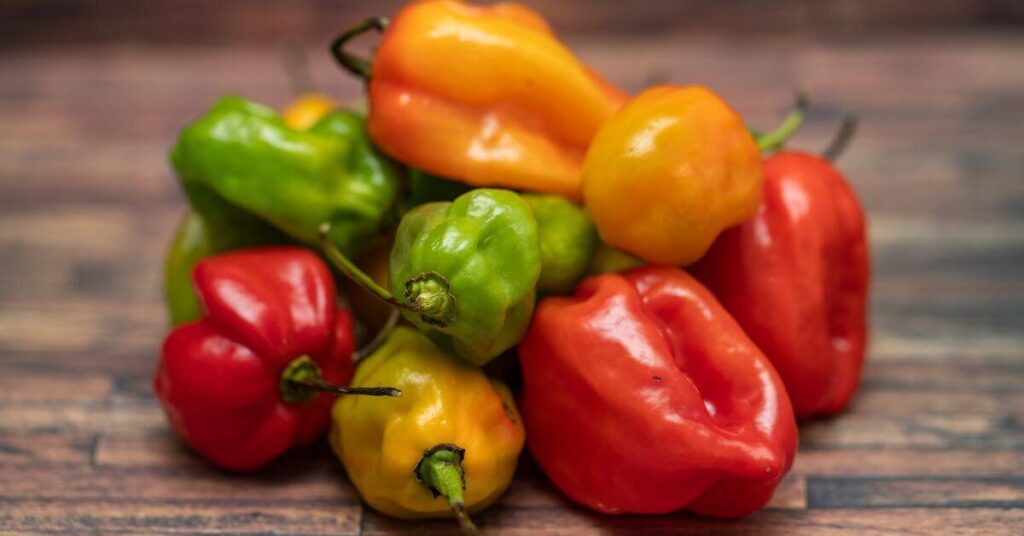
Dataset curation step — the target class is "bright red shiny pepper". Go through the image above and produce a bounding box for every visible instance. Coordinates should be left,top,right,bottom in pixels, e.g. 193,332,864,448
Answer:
692,152,869,418
519,266,797,517
154,247,355,471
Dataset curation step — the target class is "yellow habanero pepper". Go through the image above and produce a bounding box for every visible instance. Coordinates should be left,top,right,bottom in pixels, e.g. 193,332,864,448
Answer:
329,327,524,533
332,0,626,200
282,92,337,131
582,86,763,266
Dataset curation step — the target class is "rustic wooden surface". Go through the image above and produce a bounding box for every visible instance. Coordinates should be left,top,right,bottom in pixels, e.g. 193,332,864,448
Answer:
1,27,1023,535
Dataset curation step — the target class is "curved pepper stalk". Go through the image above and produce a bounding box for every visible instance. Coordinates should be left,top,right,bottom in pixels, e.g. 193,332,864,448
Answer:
415,444,478,535
280,356,401,402
319,223,458,328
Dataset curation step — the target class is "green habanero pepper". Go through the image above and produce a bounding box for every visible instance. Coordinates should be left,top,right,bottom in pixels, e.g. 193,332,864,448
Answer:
588,242,646,275
322,189,540,365
164,209,288,326
170,95,400,257
522,194,598,295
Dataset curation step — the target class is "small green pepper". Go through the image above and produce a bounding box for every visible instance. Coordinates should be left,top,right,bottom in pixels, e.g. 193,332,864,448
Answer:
164,209,287,326
322,189,540,365
522,194,597,294
589,242,646,275
171,96,400,257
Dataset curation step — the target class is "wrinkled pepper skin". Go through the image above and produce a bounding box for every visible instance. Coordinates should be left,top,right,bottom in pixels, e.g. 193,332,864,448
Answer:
330,327,524,519
155,248,356,471
171,96,400,257
367,0,626,199
522,194,597,294
519,267,797,517
390,189,540,364
692,152,869,418
582,86,762,265
164,211,288,326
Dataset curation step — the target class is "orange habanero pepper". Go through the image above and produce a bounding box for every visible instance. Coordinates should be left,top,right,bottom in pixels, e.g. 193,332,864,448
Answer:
582,86,762,265
333,0,626,200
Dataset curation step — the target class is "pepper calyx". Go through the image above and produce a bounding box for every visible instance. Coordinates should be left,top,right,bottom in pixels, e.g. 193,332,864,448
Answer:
280,355,323,404
404,272,457,327
415,444,477,535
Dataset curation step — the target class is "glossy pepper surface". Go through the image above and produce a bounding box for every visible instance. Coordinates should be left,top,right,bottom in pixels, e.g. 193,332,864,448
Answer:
155,247,362,471
582,86,762,265
330,327,524,529
522,194,597,294
357,0,626,199
324,189,540,366
164,211,287,326
171,96,400,257
519,266,797,517
692,151,869,418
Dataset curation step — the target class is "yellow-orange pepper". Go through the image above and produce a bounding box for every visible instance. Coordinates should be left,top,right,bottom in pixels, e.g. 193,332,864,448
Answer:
281,92,336,131
337,0,626,200
329,327,524,532
582,86,763,265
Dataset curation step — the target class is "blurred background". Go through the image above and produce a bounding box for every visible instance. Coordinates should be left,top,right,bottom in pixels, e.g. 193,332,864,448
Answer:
1,0,1022,532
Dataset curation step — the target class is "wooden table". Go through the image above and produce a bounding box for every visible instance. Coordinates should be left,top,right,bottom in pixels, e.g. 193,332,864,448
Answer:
1,30,1022,534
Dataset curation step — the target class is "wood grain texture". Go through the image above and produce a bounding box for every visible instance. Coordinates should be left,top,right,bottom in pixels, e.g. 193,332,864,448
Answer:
0,20,1022,535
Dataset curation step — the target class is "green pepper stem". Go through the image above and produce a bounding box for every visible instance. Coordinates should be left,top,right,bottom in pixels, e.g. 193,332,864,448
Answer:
319,223,407,308
330,17,389,80
354,309,400,362
755,89,809,152
318,223,456,328
823,113,859,162
279,355,401,404
416,445,478,536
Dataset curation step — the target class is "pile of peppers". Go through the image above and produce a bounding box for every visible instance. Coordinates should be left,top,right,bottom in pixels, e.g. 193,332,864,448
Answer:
154,1,869,531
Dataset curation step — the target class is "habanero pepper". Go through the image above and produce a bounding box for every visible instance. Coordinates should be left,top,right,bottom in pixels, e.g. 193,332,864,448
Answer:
278,39,339,131
154,247,399,471
163,207,289,326
330,326,524,534
522,193,598,295
582,85,762,265
171,96,400,258
322,188,540,365
692,117,869,418
332,0,626,199
519,266,797,517
282,92,337,131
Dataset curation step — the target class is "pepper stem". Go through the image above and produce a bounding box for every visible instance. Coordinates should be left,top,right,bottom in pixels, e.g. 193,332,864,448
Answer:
330,17,389,80
823,113,859,162
279,356,401,404
416,445,478,535
319,223,457,328
403,272,457,327
354,309,400,362
755,89,809,152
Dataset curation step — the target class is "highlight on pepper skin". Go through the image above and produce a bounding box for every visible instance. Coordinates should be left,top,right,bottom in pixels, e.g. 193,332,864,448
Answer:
49,0,907,532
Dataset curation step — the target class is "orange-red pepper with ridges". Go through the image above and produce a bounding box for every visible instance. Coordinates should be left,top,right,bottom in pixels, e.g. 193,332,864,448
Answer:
354,0,626,200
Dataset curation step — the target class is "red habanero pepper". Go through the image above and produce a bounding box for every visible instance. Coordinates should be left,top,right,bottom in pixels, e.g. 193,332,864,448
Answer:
692,119,869,418
154,247,398,471
519,266,797,518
